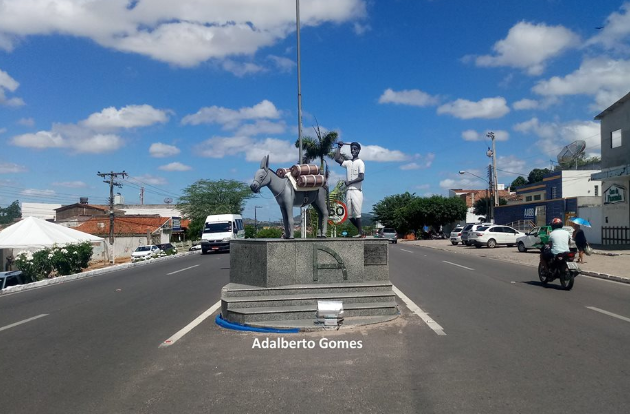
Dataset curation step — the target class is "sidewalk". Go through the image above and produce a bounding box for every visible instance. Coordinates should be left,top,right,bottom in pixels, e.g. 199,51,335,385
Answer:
402,239,630,284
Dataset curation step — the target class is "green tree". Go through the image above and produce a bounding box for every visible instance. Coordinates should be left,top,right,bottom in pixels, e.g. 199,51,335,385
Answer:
244,224,257,239
178,179,254,238
556,155,601,171
509,176,528,191
0,200,21,225
372,192,417,232
527,168,552,184
473,197,508,216
295,127,338,170
257,227,283,238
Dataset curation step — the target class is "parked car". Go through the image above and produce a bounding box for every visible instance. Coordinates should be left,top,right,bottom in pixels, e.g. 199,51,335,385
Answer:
157,243,177,254
189,243,202,251
381,228,398,244
516,226,576,252
469,225,524,248
461,223,492,246
450,226,464,245
0,270,27,290
131,245,161,262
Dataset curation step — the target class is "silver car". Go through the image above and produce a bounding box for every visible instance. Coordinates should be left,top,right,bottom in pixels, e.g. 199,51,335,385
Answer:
450,226,464,245
381,228,398,244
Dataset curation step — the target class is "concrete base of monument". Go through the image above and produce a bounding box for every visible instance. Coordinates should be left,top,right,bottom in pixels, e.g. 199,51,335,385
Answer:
220,238,399,331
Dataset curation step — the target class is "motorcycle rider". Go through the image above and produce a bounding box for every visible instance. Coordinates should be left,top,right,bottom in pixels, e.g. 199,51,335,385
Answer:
540,218,572,274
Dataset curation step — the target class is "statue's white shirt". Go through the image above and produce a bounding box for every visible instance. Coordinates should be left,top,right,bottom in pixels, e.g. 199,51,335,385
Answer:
342,159,365,191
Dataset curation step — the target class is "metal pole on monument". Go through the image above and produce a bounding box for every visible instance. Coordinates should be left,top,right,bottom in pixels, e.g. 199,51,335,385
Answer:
296,0,307,238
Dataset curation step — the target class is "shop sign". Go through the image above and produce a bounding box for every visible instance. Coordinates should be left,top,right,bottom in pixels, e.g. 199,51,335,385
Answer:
604,184,626,204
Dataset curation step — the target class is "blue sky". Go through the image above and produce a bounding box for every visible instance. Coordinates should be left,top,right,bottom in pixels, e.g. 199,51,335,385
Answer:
1,0,629,222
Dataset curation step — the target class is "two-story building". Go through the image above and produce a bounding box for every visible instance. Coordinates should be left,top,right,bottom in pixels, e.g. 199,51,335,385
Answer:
494,170,601,240
591,92,630,245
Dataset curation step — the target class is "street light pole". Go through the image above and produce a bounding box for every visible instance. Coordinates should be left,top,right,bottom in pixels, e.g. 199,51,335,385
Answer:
486,131,499,208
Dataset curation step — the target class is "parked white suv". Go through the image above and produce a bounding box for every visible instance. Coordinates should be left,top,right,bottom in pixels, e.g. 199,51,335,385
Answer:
468,225,524,248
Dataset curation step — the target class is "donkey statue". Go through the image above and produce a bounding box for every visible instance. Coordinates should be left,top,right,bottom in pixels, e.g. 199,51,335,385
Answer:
250,155,328,239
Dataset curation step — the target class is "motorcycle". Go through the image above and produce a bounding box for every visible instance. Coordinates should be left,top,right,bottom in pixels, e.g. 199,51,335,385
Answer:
538,250,581,290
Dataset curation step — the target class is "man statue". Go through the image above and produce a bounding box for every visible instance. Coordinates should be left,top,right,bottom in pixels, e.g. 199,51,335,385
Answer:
334,141,365,236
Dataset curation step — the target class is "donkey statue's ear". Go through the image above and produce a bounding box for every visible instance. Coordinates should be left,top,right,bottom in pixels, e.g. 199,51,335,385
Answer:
260,154,269,169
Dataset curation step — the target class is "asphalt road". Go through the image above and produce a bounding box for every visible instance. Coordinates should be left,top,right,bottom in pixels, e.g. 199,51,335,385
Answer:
1,246,629,413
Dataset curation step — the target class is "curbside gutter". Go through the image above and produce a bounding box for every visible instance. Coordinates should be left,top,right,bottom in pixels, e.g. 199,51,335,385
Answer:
0,251,200,296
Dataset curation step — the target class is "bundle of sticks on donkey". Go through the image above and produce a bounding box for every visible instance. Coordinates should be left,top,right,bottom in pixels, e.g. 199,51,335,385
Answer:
250,155,328,239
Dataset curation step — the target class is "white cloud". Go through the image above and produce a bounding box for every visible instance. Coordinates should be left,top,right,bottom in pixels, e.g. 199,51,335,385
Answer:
267,55,296,73
360,145,408,162
21,188,56,197
512,99,539,110
586,3,630,52
221,59,266,77
17,117,35,127
462,130,509,142
399,153,435,170
182,100,282,128
235,120,287,136
0,68,25,106
353,22,371,35
149,142,180,158
81,104,170,130
513,117,600,158
10,127,124,154
378,88,439,107
0,0,367,68
195,136,297,163
471,21,579,75
496,155,528,178
128,174,168,186
52,181,88,188
532,58,630,110
437,97,510,119
159,162,192,171
0,162,27,173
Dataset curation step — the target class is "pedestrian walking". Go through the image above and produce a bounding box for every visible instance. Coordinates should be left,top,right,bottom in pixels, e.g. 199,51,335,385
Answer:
571,223,588,263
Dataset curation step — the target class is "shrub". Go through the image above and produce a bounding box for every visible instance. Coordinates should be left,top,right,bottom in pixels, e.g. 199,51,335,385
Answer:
14,241,94,280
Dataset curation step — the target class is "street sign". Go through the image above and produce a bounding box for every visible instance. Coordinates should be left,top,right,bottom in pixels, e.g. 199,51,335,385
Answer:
328,200,348,225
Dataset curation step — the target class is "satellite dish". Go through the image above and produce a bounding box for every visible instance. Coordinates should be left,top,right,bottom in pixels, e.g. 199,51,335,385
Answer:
164,197,173,204
557,140,586,168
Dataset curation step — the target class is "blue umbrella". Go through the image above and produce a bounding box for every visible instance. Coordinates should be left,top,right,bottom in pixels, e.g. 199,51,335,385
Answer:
569,217,591,227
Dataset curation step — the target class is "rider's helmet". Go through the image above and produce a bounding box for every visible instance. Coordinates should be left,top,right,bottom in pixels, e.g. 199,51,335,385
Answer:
550,217,563,230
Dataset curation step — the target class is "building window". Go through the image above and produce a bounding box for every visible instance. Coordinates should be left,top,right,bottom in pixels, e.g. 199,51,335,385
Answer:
612,129,622,148
526,196,532,202
534,194,541,201
551,187,557,199
595,185,599,196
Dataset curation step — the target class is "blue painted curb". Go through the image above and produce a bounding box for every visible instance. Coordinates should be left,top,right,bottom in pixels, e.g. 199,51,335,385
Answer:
215,314,299,333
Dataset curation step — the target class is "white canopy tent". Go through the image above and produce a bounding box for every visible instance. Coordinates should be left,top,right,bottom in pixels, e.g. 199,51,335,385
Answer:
0,217,106,269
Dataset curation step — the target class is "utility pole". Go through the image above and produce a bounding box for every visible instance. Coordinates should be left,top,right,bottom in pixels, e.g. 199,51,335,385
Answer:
486,131,499,210
487,164,494,222
140,187,144,205
97,171,127,245
254,205,262,236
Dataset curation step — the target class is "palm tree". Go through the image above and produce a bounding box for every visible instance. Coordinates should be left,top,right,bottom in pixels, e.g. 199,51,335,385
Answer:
295,124,338,171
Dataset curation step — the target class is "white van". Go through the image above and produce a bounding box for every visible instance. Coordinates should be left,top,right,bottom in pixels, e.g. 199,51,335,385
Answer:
200,214,245,254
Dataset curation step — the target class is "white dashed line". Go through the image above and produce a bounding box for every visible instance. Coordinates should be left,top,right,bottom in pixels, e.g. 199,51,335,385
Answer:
0,314,48,332
166,265,199,275
400,249,414,253
392,285,446,336
586,306,630,323
442,261,474,271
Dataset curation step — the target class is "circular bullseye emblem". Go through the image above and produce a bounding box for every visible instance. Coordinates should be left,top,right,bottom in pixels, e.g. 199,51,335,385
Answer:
328,200,348,225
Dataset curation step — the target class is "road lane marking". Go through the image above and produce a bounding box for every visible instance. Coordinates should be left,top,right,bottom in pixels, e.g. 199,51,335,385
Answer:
586,306,630,323
0,314,48,332
166,265,199,275
400,249,414,253
442,261,474,271
392,285,446,336
160,301,221,347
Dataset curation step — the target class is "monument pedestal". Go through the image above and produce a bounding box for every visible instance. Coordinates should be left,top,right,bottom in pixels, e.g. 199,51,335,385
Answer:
221,238,398,330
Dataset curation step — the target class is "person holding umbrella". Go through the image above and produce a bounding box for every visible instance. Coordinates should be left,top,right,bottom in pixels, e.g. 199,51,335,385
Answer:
569,217,590,263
